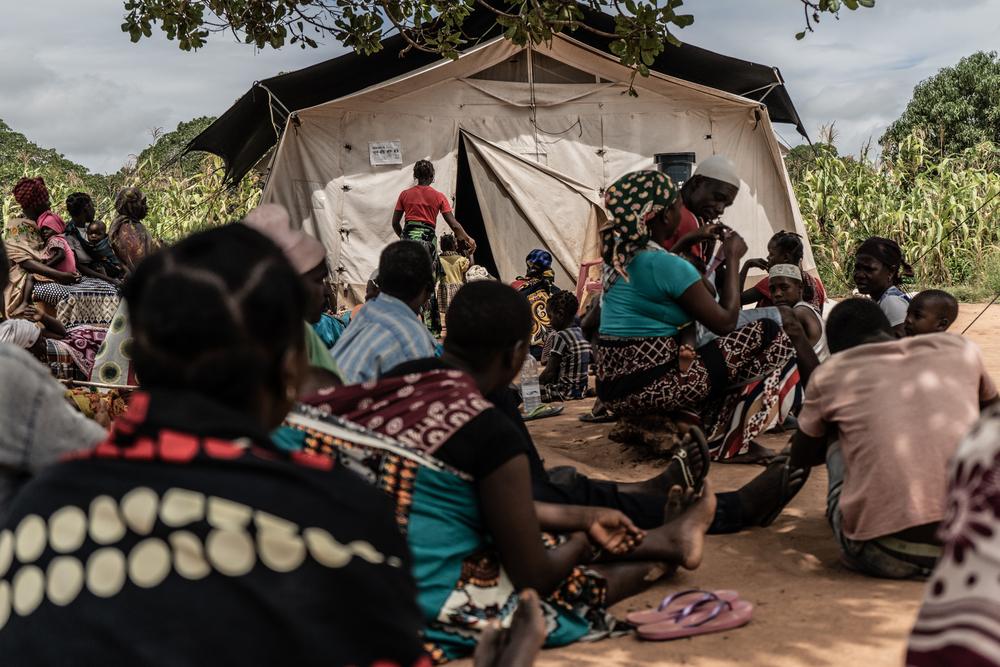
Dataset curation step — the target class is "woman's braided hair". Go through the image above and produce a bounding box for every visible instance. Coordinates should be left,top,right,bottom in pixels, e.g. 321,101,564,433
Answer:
122,224,307,410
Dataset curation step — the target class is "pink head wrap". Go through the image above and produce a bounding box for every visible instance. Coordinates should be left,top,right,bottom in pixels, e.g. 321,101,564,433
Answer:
243,204,326,275
37,211,67,234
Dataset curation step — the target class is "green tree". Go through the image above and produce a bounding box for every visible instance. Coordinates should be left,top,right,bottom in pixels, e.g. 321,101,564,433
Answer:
121,0,873,80
131,116,217,177
881,51,1000,157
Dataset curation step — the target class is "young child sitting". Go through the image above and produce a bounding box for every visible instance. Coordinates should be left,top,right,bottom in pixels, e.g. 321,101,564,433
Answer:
84,220,126,280
904,289,959,336
37,213,77,275
539,290,592,401
437,233,472,336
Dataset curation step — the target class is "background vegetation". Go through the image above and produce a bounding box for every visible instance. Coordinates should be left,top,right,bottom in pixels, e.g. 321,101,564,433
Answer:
0,117,260,242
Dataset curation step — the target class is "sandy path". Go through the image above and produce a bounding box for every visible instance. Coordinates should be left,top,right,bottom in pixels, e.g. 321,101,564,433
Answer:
459,303,1000,667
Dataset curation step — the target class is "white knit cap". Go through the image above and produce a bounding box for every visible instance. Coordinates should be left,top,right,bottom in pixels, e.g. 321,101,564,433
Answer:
694,155,741,189
769,264,802,281
466,265,494,282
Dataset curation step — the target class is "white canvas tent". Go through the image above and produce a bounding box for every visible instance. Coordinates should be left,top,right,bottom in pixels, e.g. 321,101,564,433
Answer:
260,34,813,302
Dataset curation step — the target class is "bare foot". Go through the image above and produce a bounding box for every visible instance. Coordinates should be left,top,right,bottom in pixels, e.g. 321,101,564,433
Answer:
662,484,694,523
474,622,503,667
678,344,696,374
475,589,547,667
674,481,716,570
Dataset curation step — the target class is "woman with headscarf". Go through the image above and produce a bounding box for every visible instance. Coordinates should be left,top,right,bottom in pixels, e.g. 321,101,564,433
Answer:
853,236,913,337
2,177,81,318
109,186,155,272
594,171,799,462
512,249,560,358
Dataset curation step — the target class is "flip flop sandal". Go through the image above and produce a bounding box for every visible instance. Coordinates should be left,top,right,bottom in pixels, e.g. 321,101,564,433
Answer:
671,426,710,494
626,589,741,626
579,410,617,424
757,456,810,527
522,404,565,421
637,598,754,641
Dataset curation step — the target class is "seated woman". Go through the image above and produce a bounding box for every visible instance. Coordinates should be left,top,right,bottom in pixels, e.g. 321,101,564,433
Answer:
109,187,155,273
65,192,126,284
285,281,716,662
511,249,560,358
853,236,912,337
740,231,826,312
3,178,81,318
594,171,802,463
0,224,427,665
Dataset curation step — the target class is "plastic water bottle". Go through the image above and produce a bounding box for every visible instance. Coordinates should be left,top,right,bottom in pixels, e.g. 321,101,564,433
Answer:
520,355,542,415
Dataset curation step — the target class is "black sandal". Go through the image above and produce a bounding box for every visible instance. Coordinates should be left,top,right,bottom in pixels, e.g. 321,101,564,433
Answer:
671,425,710,494
758,455,810,527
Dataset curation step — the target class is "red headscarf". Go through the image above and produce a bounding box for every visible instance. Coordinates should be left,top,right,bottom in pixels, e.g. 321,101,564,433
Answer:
37,211,66,234
12,177,50,211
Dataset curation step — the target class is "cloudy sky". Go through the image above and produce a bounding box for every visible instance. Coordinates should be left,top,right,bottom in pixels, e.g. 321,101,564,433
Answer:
2,1,998,173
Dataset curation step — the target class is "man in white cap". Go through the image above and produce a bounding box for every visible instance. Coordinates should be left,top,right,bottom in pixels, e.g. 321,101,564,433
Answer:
664,154,742,261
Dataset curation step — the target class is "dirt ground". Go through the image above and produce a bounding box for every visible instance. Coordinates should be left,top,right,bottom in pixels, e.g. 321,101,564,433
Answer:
463,303,1000,667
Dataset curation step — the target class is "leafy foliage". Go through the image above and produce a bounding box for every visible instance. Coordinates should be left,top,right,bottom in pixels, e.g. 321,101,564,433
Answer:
881,51,1000,158
120,0,873,83
1,118,259,243
793,131,1000,295
130,116,217,177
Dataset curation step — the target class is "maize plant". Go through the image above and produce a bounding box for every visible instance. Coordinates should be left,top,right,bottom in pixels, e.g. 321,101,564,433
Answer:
796,131,1000,295
1,153,261,243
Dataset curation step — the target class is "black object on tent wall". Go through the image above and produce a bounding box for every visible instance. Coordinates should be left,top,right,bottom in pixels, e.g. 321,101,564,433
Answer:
655,152,696,185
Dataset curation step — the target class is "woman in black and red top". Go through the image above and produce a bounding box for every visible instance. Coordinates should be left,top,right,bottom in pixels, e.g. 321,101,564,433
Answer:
0,225,428,667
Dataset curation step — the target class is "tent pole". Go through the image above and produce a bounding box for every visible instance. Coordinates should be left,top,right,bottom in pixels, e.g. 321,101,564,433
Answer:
527,46,541,163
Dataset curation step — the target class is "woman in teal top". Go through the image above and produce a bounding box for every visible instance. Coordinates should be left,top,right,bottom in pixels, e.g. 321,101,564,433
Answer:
595,171,796,456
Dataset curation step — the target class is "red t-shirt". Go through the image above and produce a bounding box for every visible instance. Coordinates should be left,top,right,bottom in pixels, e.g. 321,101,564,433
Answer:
663,203,704,260
394,185,452,227
754,273,827,311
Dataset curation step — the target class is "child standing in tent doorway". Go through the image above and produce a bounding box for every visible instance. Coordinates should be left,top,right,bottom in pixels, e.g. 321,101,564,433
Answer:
436,233,472,337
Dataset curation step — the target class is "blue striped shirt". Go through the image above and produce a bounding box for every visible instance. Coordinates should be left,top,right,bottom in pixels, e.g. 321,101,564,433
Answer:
331,294,437,384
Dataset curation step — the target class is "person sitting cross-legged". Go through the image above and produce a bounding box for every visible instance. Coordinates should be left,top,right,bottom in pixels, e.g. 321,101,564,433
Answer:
790,298,999,579
332,241,437,384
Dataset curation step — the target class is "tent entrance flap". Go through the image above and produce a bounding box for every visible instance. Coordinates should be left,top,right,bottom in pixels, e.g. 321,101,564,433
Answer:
455,140,501,280
460,130,605,288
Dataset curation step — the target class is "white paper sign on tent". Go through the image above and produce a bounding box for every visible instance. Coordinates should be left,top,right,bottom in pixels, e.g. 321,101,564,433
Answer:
369,141,402,166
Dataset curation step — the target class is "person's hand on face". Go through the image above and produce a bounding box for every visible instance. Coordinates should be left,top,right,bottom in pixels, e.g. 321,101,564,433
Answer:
743,258,770,272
